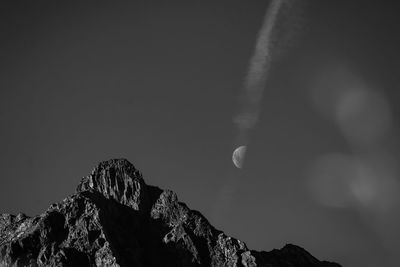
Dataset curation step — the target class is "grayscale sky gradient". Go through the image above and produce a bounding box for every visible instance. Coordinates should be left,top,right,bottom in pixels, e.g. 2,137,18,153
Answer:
1,1,400,266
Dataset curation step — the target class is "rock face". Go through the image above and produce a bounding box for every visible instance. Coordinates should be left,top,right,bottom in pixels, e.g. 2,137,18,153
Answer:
0,159,341,267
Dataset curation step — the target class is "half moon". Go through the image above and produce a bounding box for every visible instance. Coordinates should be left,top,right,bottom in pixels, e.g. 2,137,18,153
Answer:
232,146,247,169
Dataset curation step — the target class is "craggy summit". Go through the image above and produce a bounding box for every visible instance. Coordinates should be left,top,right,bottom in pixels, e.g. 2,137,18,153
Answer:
0,159,341,266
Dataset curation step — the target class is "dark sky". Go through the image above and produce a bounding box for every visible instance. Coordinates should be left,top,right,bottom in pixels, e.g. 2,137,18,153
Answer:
1,1,400,266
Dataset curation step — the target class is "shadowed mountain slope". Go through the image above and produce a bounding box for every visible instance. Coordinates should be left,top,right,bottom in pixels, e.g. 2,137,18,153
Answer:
0,159,341,267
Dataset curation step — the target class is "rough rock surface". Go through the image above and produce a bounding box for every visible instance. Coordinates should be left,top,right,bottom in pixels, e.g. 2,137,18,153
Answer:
0,159,341,267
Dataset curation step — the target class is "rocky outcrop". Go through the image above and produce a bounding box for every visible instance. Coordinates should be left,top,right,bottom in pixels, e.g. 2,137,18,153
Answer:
0,158,341,266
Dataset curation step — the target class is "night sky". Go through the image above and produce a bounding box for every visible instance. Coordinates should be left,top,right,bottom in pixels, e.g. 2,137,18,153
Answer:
1,1,400,266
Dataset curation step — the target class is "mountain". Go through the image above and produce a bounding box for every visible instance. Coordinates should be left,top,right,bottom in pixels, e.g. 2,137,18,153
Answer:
0,159,341,266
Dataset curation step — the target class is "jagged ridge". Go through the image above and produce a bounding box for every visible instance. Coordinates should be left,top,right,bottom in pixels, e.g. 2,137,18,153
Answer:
0,159,341,266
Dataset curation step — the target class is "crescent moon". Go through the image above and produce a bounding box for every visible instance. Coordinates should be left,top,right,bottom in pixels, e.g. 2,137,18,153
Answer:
232,146,247,169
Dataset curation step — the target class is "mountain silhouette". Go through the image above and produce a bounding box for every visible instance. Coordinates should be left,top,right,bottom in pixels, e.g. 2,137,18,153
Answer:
0,159,341,266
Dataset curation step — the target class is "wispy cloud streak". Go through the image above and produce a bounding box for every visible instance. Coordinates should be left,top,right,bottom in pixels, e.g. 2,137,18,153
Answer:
234,0,284,152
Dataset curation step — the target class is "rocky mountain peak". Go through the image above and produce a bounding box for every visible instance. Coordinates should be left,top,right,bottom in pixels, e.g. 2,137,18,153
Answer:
76,158,148,211
0,159,341,266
